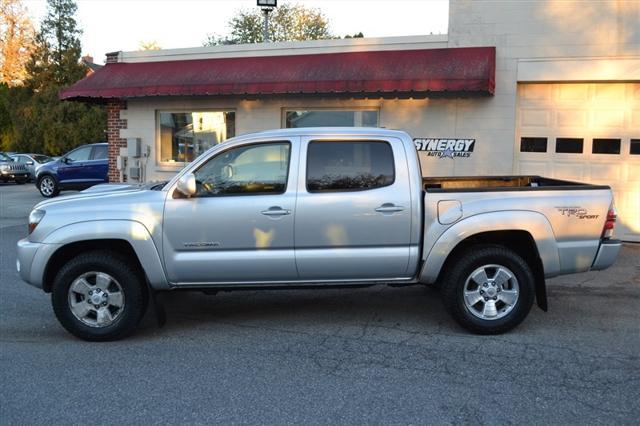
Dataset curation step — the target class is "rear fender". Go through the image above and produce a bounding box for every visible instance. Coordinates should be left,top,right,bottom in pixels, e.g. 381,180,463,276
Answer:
419,211,560,284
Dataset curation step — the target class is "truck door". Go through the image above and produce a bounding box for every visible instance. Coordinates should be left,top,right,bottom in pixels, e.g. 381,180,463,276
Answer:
162,138,299,284
294,137,413,280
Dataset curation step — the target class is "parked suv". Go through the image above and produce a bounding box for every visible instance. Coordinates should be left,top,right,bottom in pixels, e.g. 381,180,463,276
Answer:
11,153,54,182
36,143,108,197
0,152,29,184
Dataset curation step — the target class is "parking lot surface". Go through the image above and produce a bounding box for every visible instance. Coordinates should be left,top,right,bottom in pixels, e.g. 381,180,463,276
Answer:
1,184,639,424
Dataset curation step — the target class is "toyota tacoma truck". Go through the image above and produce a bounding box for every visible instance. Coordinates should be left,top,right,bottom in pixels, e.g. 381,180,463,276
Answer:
17,128,622,341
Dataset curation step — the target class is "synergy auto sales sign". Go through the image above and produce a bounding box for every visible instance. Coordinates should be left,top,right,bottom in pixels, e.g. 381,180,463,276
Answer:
413,138,475,159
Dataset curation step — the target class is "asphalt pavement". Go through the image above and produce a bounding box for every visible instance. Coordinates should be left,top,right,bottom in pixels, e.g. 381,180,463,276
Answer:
1,183,639,424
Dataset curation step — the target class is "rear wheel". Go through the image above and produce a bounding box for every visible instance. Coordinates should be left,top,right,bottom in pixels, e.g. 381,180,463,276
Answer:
38,175,59,197
441,245,535,334
51,251,148,341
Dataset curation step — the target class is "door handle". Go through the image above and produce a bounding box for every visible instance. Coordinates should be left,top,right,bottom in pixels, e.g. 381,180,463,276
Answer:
375,203,405,213
261,207,291,216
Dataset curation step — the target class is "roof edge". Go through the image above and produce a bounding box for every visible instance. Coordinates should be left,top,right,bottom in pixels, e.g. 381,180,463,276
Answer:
119,34,448,63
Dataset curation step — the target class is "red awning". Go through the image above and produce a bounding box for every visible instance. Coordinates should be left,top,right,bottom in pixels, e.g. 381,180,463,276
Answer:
60,47,495,101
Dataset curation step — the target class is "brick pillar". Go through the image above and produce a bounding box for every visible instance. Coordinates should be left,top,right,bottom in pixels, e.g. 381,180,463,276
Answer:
107,99,127,183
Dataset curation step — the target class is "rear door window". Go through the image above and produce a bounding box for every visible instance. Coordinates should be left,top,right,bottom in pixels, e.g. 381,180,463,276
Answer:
306,141,395,192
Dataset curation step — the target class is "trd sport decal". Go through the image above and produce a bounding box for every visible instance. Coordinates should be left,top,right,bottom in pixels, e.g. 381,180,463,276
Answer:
556,207,599,220
413,138,475,159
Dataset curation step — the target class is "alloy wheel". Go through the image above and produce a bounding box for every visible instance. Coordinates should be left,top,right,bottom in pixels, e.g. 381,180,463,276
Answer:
67,272,125,327
462,264,520,320
40,177,55,196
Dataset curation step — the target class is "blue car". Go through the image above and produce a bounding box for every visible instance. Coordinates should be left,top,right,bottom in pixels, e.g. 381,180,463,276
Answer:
36,143,108,197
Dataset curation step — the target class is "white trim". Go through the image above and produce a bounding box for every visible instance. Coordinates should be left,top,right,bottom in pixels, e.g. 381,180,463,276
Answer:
119,35,448,63
517,57,640,82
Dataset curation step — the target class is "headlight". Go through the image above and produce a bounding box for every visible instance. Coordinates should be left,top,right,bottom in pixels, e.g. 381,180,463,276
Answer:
28,209,46,234
0,164,9,172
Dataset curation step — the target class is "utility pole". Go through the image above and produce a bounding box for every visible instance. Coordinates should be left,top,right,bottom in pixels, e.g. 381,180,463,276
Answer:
257,0,277,43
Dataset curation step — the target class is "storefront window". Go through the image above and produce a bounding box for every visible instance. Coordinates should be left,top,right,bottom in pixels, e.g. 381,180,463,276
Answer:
159,111,235,163
285,109,378,128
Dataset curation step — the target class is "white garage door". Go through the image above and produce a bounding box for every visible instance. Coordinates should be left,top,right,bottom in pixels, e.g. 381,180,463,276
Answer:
516,83,640,242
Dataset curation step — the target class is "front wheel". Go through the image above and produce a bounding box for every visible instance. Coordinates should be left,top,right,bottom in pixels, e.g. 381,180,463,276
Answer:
440,245,535,334
51,251,148,341
38,175,59,197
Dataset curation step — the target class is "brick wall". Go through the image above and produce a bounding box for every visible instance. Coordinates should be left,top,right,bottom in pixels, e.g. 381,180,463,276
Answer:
107,99,127,182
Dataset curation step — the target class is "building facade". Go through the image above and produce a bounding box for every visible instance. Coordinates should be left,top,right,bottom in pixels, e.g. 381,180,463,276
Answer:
61,0,640,241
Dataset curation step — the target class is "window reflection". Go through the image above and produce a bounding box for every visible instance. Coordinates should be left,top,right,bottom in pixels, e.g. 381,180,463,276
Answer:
285,110,378,128
194,143,290,197
159,111,235,163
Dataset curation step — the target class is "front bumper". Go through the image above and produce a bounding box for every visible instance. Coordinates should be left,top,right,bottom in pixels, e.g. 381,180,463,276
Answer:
16,238,60,290
1,171,29,181
590,239,622,271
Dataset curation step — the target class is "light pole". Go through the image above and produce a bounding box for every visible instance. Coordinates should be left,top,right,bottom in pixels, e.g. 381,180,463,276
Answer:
257,0,277,42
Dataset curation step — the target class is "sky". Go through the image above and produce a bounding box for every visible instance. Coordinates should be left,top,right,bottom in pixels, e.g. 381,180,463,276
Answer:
23,0,449,63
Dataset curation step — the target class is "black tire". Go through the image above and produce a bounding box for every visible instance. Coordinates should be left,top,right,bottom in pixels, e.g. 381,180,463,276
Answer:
37,174,59,197
440,244,535,335
51,250,148,341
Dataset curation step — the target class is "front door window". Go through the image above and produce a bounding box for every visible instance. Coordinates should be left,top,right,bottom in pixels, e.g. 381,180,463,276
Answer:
194,142,291,197
66,146,92,162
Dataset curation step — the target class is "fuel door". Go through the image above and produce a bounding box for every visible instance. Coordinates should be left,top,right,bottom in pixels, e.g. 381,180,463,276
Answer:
438,200,462,225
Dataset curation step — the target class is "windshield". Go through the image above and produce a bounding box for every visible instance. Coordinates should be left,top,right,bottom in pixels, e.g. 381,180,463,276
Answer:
0,152,12,161
32,154,53,163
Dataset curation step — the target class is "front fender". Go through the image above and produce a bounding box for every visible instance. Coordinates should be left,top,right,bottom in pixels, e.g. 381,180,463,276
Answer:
419,211,560,284
42,220,169,289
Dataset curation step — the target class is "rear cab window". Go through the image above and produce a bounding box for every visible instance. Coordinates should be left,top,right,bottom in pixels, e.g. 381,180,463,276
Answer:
306,140,395,192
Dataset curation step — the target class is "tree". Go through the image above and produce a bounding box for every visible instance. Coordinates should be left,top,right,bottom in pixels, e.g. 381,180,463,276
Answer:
139,40,161,51
0,0,35,87
26,0,85,90
5,0,105,154
204,2,332,46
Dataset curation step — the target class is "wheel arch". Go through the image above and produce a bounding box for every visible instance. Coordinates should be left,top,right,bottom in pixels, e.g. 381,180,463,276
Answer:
40,220,169,292
37,172,56,184
419,211,560,310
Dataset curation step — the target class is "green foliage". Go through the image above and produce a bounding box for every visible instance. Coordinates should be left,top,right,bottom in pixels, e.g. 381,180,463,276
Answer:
26,0,85,89
204,2,333,46
0,83,16,150
1,0,106,155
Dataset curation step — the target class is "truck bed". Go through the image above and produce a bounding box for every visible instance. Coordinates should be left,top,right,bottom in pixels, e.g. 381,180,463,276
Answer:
423,175,610,193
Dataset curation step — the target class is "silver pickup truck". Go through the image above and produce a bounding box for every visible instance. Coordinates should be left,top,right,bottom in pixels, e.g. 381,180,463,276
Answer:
17,128,621,341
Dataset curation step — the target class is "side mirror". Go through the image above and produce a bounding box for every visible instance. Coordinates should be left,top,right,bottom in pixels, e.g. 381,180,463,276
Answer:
176,172,196,197
26,161,34,165
61,157,70,164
